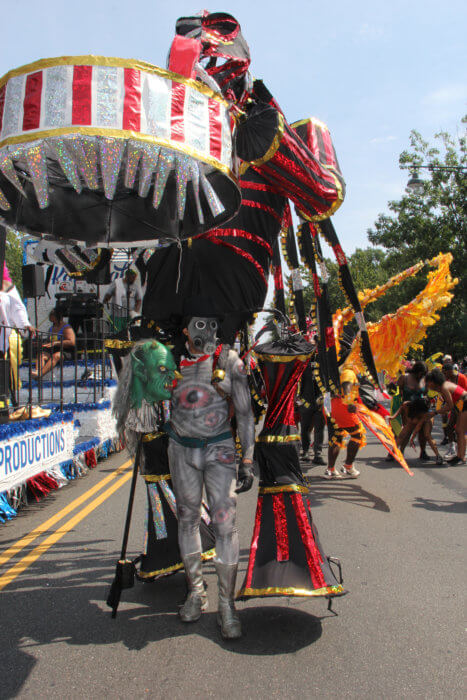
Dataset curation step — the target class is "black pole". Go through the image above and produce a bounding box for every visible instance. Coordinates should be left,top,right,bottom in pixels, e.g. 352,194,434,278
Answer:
37,332,42,406
101,319,106,397
34,296,38,334
93,328,97,403
119,439,142,561
74,343,78,404
59,335,64,412
28,329,33,418
84,321,88,385
0,225,5,287
106,437,142,618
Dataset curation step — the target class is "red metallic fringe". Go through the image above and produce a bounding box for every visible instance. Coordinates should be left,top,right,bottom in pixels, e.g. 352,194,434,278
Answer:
245,495,263,589
241,199,282,223
85,448,97,468
27,471,59,501
209,228,272,255
272,493,289,561
290,493,326,590
205,236,268,284
239,179,277,193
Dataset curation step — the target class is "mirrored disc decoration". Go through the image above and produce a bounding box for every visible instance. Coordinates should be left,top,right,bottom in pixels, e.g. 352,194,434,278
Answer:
0,56,241,246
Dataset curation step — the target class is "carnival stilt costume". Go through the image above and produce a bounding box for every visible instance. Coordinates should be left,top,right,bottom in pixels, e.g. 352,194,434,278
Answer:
238,335,344,601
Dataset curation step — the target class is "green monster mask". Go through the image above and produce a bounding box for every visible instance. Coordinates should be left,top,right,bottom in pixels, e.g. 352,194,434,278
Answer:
130,341,178,408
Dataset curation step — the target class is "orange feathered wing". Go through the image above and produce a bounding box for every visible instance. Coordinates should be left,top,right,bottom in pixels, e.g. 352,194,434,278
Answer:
335,253,458,376
355,403,413,476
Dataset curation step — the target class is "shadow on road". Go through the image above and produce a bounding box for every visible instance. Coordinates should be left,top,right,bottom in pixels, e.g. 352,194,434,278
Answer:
0,540,325,698
305,478,390,512
412,497,467,514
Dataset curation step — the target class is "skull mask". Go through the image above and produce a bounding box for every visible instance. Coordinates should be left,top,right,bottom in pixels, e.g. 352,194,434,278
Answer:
187,316,219,355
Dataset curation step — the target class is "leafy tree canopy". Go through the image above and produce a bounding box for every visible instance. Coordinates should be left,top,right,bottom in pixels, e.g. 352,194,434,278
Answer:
5,227,24,294
367,117,466,358
299,117,466,359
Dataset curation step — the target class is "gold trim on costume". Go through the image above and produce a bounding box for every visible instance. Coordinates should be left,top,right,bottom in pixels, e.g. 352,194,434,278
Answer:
0,127,237,181
258,483,309,494
256,434,301,443
0,55,230,106
142,431,165,443
254,352,312,363
290,116,330,131
137,548,216,579
105,339,134,349
239,112,285,175
143,473,171,483
296,168,344,222
237,584,345,598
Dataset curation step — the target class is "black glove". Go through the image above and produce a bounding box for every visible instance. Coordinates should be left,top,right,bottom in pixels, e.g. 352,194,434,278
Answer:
235,460,254,493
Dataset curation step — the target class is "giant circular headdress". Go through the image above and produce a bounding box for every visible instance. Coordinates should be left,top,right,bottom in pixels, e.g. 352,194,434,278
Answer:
0,55,241,246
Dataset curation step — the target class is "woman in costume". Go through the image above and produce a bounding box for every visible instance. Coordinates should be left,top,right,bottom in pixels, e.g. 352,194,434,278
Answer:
112,339,215,581
325,363,366,480
425,368,467,465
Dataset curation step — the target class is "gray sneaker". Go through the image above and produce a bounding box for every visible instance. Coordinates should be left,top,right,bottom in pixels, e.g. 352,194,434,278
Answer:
341,466,360,478
324,468,342,480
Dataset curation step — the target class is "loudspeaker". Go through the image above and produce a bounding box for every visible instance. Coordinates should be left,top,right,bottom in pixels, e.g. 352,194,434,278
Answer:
22,264,45,298
85,262,111,285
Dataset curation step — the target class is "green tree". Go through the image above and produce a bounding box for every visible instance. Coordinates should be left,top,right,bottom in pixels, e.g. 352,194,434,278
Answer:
5,227,24,294
301,247,418,325
367,118,466,358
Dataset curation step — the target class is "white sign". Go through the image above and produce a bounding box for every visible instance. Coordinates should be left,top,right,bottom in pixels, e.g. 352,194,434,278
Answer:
0,420,75,492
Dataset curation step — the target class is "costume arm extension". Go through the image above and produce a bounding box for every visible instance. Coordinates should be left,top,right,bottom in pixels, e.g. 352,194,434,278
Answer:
229,353,255,461
246,81,345,221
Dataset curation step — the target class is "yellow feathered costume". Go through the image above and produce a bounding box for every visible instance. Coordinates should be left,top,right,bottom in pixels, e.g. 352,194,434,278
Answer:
333,253,458,377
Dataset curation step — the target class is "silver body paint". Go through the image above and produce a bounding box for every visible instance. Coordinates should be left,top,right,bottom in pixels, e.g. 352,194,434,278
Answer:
168,348,254,565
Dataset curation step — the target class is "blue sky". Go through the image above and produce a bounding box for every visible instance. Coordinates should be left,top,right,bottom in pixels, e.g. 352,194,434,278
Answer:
2,0,466,256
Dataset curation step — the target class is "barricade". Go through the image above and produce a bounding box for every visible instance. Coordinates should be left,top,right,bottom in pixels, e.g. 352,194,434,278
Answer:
0,324,123,523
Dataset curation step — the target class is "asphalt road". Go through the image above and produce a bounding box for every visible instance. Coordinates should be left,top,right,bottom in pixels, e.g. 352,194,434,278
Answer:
0,432,465,700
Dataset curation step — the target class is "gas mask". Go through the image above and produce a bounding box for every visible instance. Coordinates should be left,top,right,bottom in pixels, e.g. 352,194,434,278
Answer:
187,316,219,355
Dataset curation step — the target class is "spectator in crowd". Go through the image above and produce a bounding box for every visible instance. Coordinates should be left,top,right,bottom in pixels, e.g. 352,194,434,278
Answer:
298,361,326,466
439,362,466,452
32,307,76,378
0,263,35,403
393,361,430,460
442,362,467,390
426,368,467,465
391,398,444,465
103,268,141,317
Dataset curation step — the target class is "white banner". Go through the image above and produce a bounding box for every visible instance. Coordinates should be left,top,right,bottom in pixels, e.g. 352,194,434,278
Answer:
0,420,75,492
